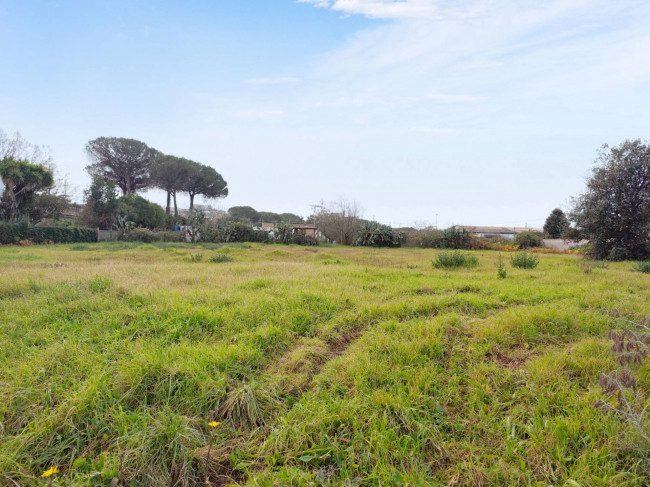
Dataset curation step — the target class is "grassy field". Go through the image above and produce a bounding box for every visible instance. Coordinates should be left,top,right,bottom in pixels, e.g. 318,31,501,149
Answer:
1,243,649,486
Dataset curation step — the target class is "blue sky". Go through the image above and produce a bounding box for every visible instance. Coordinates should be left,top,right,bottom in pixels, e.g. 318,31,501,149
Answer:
1,0,649,227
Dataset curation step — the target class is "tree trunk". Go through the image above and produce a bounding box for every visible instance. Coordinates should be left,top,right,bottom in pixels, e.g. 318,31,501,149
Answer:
173,193,178,217
165,191,171,214
189,193,195,210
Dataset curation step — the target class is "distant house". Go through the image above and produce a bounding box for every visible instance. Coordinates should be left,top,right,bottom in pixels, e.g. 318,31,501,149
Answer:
457,226,542,240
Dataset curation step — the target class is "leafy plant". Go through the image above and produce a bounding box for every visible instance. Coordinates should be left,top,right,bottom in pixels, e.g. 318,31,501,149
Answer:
497,254,507,279
510,252,540,269
354,221,403,248
188,253,203,262
514,231,544,249
432,251,478,269
209,254,233,263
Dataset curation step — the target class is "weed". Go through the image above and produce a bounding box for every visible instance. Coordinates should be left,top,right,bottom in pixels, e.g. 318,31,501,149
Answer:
209,254,234,263
510,251,540,269
497,254,507,279
188,253,203,263
432,251,478,269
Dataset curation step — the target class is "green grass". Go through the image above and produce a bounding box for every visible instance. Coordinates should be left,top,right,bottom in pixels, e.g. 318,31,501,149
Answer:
0,243,649,486
634,261,650,273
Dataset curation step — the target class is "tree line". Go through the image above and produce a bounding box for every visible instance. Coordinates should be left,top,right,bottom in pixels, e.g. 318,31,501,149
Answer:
1,128,649,260
86,137,228,215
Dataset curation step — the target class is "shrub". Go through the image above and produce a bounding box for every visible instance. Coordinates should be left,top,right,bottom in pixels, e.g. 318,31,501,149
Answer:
220,222,269,243
210,254,234,263
497,255,507,279
438,227,474,249
354,222,403,247
117,195,167,229
287,233,318,246
514,231,544,249
0,223,97,244
188,254,203,263
432,251,479,269
118,228,159,243
635,261,650,273
510,251,540,269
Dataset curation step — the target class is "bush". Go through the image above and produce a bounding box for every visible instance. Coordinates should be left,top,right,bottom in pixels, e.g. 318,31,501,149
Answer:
117,195,167,229
510,251,540,269
354,222,403,247
210,254,234,263
287,233,318,246
432,251,479,269
118,229,184,243
0,223,97,244
635,261,650,273
514,231,544,249
219,222,269,243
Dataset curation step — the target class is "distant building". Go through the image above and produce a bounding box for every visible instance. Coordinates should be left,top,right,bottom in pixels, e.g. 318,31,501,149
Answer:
457,225,542,240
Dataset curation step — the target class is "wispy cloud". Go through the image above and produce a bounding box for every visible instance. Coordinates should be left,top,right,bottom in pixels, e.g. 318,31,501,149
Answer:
298,0,491,21
244,76,301,86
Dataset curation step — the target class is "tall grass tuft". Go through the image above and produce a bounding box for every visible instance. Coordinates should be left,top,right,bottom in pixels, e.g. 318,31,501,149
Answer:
209,254,234,263
510,252,539,269
219,382,278,428
432,251,479,269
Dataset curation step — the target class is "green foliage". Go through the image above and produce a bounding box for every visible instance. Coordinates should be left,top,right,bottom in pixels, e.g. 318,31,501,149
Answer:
183,161,228,209
228,206,260,223
85,137,158,195
543,208,570,238
515,231,544,249
407,227,474,249
209,253,234,263
510,251,540,269
0,156,54,222
438,226,474,249
117,228,183,243
634,261,650,273
354,221,403,247
497,254,507,279
0,222,96,244
219,222,269,243
83,176,119,228
117,195,167,229
432,251,479,269
570,139,650,260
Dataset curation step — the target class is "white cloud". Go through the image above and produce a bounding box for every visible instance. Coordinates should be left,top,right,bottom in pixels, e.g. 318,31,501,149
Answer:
298,0,490,21
244,77,301,85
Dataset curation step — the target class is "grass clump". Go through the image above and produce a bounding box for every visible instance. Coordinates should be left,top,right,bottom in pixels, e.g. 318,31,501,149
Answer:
209,254,234,263
634,261,650,273
188,253,203,263
432,251,478,269
510,251,540,269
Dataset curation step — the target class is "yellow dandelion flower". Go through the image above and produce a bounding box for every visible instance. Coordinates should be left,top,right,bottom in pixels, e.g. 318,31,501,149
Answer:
41,466,60,477
208,421,221,428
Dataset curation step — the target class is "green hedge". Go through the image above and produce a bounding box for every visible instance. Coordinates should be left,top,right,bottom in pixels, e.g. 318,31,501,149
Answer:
0,223,97,245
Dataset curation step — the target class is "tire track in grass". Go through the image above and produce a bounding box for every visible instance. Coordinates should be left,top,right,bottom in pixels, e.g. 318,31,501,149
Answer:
201,314,375,486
